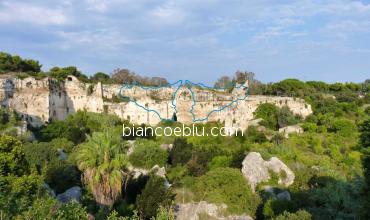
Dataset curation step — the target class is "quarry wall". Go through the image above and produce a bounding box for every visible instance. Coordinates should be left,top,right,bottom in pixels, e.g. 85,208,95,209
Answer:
0,75,312,130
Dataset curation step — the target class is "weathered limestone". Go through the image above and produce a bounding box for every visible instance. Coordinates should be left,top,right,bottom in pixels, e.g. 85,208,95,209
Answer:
241,152,295,191
0,75,312,130
176,201,253,220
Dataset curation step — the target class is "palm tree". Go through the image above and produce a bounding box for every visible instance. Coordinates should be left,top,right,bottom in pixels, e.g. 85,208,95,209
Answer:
76,131,130,206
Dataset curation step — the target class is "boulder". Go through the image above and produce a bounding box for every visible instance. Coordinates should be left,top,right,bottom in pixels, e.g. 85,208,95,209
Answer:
241,152,270,191
241,152,295,191
265,157,295,186
276,190,291,201
279,125,303,138
56,186,82,203
175,201,253,220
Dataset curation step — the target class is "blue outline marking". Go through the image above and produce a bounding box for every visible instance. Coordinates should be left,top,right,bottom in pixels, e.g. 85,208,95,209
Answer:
184,80,249,122
118,80,249,122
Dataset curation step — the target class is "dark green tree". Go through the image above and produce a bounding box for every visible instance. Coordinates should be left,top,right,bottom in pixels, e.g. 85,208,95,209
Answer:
136,175,174,219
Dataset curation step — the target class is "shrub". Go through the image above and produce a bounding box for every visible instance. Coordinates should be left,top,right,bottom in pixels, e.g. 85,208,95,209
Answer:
328,118,356,137
129,140,168,169
254,103,279,130
272,210,312,220
207,156,232,170
277,106,301,128
136,175,174,219
169,138,193,166
192,168,261,216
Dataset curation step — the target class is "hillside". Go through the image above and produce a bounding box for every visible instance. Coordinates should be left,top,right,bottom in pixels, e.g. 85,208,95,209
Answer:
0,52,369,220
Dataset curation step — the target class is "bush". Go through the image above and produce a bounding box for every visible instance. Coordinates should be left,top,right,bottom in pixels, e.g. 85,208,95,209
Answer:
263,199,294,218
328,118,356,137
169,138,193,166
192,168,261,216
277,106,301,128
272,210,312,220
254,103,279,130
136,175,174,219
129,140,168,169
207,156,232,170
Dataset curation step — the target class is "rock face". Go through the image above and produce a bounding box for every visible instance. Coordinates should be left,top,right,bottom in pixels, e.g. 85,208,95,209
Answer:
241,152,295,191
56,186,82,203
176,201,253,220
0,75,312,130
279,125,304,138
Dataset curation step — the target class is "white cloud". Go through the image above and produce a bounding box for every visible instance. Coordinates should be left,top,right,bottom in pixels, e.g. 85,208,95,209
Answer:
0,1,68,25
150,2,186,25
56,29,132,50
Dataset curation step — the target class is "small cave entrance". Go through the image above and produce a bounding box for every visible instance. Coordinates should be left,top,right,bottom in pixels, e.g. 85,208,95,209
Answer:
171,113,177,122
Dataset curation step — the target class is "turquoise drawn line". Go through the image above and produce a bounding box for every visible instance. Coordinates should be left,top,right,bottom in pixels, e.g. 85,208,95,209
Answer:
118,80,183,121
118,80,249,122
184,80,249,122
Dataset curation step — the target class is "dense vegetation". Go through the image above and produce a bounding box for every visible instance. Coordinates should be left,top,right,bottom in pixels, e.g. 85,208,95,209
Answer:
0,52,369,219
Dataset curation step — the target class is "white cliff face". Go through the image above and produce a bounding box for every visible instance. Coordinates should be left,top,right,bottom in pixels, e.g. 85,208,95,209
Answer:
241,152,295,191
0,75,312,129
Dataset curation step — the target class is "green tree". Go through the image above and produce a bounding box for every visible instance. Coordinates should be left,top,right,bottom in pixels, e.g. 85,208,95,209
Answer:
76,131,130,206
136,175,174,219
91,72,112,83
254,103,279,130
0,135,28,176
169,138,193,166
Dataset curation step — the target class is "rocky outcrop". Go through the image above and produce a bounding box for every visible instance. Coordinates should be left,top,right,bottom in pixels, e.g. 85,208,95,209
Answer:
56,186,82,203
130,164,167,179
241,152,294,191
0,75,312,130
176,201,253,220
279,125,303,138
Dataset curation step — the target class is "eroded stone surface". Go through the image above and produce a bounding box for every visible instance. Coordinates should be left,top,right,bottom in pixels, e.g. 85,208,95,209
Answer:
0,75,312,131
241,152,295,191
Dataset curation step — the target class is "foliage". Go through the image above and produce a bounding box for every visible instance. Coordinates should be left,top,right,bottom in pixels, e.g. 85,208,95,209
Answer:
0,172,45,218
40,111,122,144
21,197,89,220
76,131,130,206
136,175,174,219
48,66,89,82
254,103,279,129
272,210,312,220
169,138,193,166
0,51,41,73
0,135,28,176
111,68,168,86
192,168,261,216
129,140,168,169
91,72,113,83
207,156,232,170
153,206,175,220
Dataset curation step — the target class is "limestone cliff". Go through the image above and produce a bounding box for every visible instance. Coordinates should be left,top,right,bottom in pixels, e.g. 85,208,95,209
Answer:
0,75,312,129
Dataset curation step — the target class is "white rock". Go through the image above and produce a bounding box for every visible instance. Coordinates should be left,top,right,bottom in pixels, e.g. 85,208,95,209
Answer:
276,190,291,201
241,152,295,191
56,186,82,203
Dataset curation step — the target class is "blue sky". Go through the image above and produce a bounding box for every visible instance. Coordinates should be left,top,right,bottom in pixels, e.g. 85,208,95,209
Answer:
0,0,369,84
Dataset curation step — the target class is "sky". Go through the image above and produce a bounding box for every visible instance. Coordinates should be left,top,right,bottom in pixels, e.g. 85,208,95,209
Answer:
0,0,369,84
